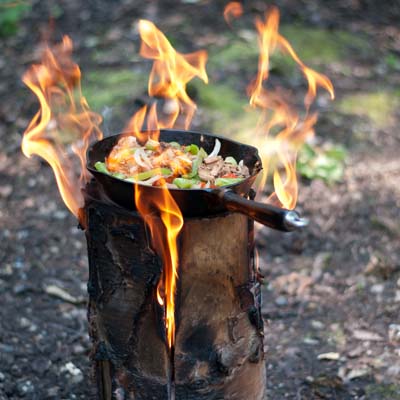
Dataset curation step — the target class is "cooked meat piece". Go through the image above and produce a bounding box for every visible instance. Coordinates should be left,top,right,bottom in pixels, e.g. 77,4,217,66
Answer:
198,165,215,182
210,159,224,177
203,155,222,165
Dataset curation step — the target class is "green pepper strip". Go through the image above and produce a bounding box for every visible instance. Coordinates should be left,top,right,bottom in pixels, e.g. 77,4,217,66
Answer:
134,168,172,181
225,156,238,166
145,139,160,151
185,144,199,155
215,177,244,187
169,141,181,149
182,147,208,179
94,161,110,174
173,177,200,189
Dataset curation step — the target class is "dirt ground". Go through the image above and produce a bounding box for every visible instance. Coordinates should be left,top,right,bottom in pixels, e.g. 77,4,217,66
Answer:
0,0,399,399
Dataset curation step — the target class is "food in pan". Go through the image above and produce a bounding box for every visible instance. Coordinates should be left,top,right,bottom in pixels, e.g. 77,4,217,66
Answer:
94,135,250,189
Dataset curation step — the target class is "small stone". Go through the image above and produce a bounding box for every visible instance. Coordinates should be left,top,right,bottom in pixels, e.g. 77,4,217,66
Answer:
19,317,31,329
275,296,288,306
72,344,85,355
47,386,59,397
388,324,400,343
394,291,400,303
0,264,12,277
32,358,51,376
311,320,325,330
61,362,83,384
387,364,400,377
13,283,30,295
11,364,21,378
303,337,319,345
54,210,68,220
0,372,5,382
16,380,35,396
0,344,14,353
370,283,384,294
0,185,12,198
347,346,364,358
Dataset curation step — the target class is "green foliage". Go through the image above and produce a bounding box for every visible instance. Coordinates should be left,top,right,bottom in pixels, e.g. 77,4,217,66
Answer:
208,39,259,73
365,384,400,400
297,143,347,184
385,53,400,71
281,26,370,64
0,0,31,37
83,68,147,111
337,91,400,128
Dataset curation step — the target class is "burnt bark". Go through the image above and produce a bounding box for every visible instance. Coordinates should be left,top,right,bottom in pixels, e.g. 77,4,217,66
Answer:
84,181,266,400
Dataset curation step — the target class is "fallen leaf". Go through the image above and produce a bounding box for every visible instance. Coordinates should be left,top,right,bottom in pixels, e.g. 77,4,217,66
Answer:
317,352,340,361
346,368,370,381
353,329,383,341
44,285,85,304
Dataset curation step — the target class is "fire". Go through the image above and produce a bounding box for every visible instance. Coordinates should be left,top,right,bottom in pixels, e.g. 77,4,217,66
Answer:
125,19,208,140
21,36,102,218
247,7,334,209
21,9,334,352
134,182,183,349
223,2,243,26
127,20,208,349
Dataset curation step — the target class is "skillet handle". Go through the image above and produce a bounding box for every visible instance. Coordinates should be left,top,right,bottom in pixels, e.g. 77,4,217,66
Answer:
218,189,308,231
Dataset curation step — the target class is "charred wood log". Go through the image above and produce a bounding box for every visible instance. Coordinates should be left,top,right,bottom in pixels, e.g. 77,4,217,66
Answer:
83,181,266,399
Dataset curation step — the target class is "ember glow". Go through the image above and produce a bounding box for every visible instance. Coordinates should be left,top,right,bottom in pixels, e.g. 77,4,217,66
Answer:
21,36,102,218
247,7,334,209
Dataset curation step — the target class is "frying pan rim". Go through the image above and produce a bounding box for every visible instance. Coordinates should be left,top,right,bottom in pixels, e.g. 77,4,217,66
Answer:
86,128,262,193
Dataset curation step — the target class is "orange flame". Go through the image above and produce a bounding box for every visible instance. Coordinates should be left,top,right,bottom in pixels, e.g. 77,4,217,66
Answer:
247,7,334,209
21,36,102,218
124,19,208,141
125,20,208,349
223,2,243,26
134,181,183,349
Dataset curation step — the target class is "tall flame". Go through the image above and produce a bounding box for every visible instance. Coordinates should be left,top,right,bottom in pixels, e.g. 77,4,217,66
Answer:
247,7,334,209
21,36,102,218
127,20,208,349
134,182,183,349
125,19,208,141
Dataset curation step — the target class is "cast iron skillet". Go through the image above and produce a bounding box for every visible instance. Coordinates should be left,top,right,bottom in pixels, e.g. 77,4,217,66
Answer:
86,129,308,231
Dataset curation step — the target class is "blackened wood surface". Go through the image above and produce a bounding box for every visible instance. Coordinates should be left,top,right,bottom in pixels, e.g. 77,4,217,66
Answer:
84,182,266,400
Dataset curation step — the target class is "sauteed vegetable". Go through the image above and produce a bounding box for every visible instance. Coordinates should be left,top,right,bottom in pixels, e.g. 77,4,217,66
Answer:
94,135,250,189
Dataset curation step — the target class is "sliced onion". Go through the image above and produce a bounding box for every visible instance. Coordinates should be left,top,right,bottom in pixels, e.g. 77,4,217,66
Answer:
205,138,221,161
140,175,162,186
239,160,244,167
134,148,152,169
141,150,153,169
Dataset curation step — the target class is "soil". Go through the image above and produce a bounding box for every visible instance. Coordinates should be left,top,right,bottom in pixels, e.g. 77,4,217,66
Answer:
0,1,399,399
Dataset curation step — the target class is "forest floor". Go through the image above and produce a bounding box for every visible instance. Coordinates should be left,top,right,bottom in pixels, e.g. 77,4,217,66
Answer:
0,0,400,399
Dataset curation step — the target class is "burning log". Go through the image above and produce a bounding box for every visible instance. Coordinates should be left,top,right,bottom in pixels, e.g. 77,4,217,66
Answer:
84,181,265,399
